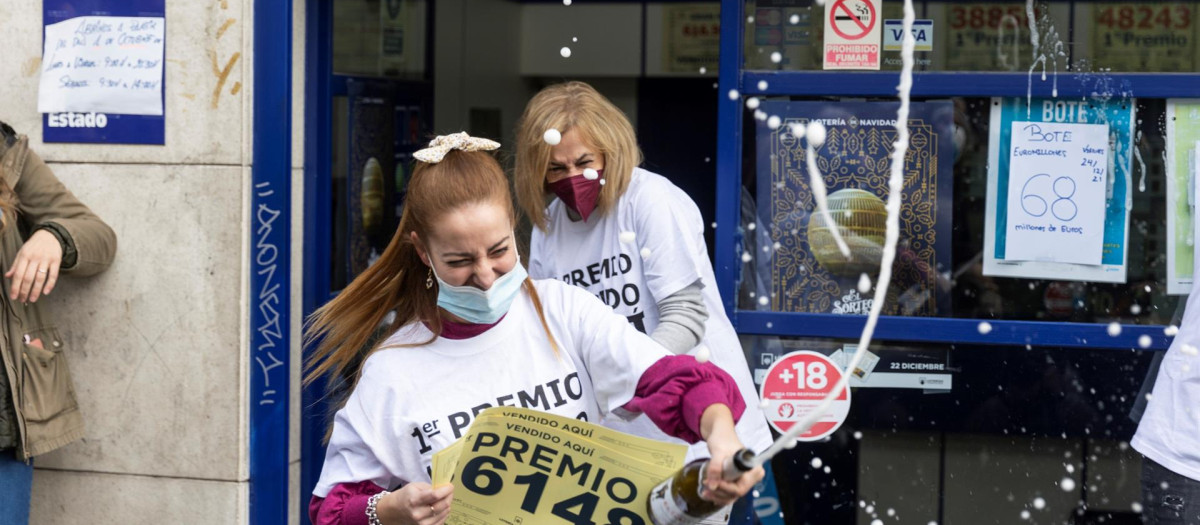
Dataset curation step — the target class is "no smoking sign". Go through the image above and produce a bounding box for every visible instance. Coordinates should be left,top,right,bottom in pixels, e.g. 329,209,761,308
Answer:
759,351,851,441
823,0,881,70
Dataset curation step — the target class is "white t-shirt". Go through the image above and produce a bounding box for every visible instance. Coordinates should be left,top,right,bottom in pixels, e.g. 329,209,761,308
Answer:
1132,275,1200,481
313,279,668,496
531,168,774,461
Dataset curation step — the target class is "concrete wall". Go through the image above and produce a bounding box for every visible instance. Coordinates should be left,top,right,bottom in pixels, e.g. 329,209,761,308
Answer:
0,0,307,522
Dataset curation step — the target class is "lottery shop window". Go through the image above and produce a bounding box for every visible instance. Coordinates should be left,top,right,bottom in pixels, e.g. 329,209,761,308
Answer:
743,1,1199,74
742,334,1153,524
735,96,1184,326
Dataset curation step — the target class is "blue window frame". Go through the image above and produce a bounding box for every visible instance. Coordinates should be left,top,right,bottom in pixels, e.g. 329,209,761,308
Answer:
715,0,1192,350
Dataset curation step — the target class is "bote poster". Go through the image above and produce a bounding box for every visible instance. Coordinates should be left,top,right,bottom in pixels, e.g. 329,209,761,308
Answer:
983,97,1133,283
754,100,954,316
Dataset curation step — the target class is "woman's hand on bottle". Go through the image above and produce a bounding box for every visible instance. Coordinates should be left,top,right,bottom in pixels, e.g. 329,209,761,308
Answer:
6,229,63,303
701,445,764,506
699,404,765,505
378,482,454,525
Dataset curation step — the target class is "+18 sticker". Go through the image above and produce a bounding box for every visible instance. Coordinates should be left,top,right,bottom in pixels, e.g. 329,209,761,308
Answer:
759,351,851,441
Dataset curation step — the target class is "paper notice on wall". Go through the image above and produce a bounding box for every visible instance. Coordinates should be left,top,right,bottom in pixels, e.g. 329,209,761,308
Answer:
1003,121,1109,265
37,16,165,116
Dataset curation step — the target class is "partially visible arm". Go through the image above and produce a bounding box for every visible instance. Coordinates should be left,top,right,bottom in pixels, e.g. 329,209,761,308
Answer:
621,355,745,443
309,481,379,525
15,145,116,275
699,403,764,505
649,281,708,354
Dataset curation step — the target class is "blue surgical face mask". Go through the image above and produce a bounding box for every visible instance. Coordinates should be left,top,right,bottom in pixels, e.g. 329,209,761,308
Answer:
430,245,527,324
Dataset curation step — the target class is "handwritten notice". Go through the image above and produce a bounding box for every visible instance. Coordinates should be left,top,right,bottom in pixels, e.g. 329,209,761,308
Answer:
1004,121,1109,265
38,16,165,116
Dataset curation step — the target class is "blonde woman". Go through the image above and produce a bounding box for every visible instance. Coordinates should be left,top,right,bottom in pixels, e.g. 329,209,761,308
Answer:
305,134,763,525
515,82,773,524
0,121,117,524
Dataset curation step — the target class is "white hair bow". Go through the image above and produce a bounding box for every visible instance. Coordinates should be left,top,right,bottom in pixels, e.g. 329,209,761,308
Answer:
413,132,500,163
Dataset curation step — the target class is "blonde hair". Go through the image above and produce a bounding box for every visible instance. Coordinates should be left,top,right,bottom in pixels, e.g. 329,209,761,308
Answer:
514,81,642,231
303,150,559,392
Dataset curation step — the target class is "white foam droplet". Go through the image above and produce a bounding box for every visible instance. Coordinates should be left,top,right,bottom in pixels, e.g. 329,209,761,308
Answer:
695,345,711,364
854,431,863,439
741,252,752,263
572,37,578,42
1165,325,1180,336
748,222,757,231
865,505,875,514
1138,335,1153,349
928,522,939,525
807,121,827,147
758,296,769,306
543,129,562,146
1145,284,1152,293
1060,477,1076,491
746,97,761,110
977,321,993,335
810,457,823,469
766,322,773,328
1181,344,1198,356
790,14,800,24
699,66,706,74
1131,502,1143,513
1130,304,1142,315
886,508,895,517
583,168,599,180
871,520,883,525
858,273,872,294
758,80,768,91
1066,464,1075,473
728,89,740,101
640,248,651,258
560,47,572,58
1020,510,1031,520
1033,497,1045,510
790,123,806,139
824,466,831,473
619,231,636,244
770,51,782,63
599,179,606,186
563,0,571,4
1107,322,1122,337
768,116,781,130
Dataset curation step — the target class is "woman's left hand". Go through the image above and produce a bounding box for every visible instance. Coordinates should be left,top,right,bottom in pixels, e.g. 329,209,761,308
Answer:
6,229,63,303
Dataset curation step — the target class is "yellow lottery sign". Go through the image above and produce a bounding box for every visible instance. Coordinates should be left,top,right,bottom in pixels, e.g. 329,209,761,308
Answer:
434,407,687,525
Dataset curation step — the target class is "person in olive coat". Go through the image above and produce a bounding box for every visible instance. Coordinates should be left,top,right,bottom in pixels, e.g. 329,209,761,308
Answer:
0,121,117,525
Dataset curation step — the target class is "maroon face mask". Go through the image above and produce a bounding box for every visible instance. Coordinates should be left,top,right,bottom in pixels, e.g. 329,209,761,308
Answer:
547,170,604,221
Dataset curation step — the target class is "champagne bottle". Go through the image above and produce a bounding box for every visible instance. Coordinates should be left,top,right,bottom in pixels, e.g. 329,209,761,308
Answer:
646,449,756,525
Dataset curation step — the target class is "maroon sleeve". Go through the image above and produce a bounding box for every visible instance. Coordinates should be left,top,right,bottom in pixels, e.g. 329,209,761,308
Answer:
309,480,384,525
621,355,746,443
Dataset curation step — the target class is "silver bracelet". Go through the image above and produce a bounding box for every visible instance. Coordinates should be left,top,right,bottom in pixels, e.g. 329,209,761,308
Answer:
366,490,390,525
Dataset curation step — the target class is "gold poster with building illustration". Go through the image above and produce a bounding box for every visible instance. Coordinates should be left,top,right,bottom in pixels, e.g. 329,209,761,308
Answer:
753,101,953,316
